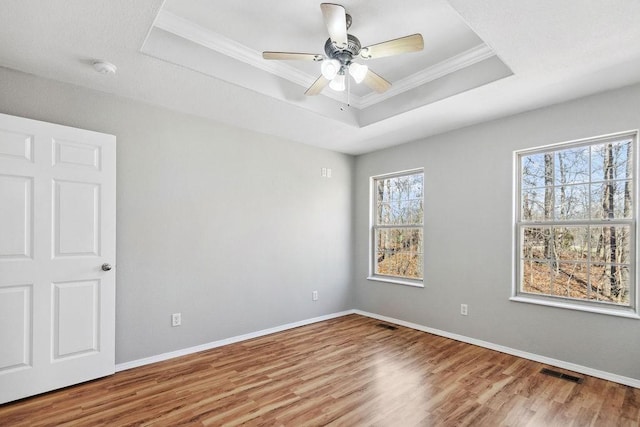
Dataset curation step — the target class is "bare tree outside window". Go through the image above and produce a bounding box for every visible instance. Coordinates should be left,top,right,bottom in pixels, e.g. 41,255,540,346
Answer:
372,170,424,282
517,134,636,309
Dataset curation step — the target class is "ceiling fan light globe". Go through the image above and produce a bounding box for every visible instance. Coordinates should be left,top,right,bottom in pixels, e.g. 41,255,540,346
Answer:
349,62,368,84
329,74,346,91
321,59,340,80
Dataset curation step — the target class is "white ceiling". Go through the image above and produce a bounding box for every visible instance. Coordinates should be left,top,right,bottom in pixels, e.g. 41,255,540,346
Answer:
1,0,640,155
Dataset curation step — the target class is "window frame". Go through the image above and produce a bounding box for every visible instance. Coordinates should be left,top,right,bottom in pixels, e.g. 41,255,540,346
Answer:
512,131,640,318
368,168,424,288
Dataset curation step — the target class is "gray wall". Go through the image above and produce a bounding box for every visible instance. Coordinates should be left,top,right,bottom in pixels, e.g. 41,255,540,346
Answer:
2,65,639,381
0,67,354,363
354,83,640,380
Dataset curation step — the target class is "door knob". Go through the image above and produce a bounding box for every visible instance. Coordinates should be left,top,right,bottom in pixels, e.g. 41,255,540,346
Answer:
101,263,112,271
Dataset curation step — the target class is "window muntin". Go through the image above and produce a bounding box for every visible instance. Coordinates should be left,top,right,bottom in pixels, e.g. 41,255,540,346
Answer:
371,170,424,284
516,133,636,312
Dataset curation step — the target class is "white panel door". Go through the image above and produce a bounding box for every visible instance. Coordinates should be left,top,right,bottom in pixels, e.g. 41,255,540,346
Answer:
0,113,115,404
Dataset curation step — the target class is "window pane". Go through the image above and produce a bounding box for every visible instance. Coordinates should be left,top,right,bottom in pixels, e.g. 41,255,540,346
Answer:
554,184,589,220
377,202,390,225
377,175,422,203
590,181,632,219
550,262,588,299
410,174,424,199
375,228,423,279
375,174,423,226
591,140,633,182
387,199,422,225
553,226,589,261
521,153,546,189
376,181,389,203
390,200,408,224
521,260,551,295
521,227,550,260
389,179,402,201
589,225,631,264
554,146,589,185
521,188,546,221
591,264,630,305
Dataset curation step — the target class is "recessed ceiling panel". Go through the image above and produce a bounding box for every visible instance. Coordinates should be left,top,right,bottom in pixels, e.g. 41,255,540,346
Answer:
142,0,512,126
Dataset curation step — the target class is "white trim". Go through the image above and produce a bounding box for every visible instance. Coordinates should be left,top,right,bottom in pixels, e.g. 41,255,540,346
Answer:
155,11,311,86
359,44,495,108
353,310,640,389
115,308,640,389
510,296,640,319
367,276,424,288
370,167,425,180
115,310,355,372
517,129,639,155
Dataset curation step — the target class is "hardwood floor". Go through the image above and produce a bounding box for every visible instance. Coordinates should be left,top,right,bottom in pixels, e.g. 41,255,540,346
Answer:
0,314,638,426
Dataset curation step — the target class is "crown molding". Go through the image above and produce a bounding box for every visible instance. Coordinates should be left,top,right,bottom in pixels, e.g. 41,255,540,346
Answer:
358,44,496,108
154,10,354,105
153,11,495,111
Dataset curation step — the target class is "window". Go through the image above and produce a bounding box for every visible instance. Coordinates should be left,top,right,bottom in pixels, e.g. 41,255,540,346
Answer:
369,169,424,286
514,132,637,317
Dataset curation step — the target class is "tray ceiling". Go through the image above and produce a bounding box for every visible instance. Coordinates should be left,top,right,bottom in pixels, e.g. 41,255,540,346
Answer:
1,1,640,154
142,0,512,126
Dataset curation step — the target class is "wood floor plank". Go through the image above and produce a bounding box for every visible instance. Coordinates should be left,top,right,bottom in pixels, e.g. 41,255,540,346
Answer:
0,314,637,426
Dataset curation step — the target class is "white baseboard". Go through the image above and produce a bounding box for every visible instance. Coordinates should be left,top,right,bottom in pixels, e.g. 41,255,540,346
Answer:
353,309,640,389
116,310,356,372
116,308,639,389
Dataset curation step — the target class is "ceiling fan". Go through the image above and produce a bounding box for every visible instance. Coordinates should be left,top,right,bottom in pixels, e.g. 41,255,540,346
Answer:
262,3,424,96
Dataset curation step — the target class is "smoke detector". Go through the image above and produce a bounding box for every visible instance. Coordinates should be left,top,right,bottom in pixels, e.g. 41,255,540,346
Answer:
92,60,117,75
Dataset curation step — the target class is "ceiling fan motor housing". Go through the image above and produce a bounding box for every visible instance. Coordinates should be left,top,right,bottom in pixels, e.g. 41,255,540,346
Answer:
324,34,361,66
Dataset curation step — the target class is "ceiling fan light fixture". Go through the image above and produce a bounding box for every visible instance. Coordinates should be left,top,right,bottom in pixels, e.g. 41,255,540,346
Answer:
321,59,341,80
349,62,368,84
262,4,424,96
329,73,346,91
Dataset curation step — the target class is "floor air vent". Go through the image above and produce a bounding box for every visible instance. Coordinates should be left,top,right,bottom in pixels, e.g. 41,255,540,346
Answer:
376,323,398,330
540,368,583,383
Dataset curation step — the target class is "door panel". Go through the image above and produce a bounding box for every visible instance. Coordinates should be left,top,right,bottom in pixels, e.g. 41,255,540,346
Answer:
53,280,100,359
0,175,33,259
0,113,115,404
0,285,31,372
0,129,33,161
54,180,101,257
53,139,101,170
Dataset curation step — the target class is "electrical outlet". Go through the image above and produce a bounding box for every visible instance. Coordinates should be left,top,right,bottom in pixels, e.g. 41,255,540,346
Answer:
312,290,318,301
171,313,181,327
460,304,468,316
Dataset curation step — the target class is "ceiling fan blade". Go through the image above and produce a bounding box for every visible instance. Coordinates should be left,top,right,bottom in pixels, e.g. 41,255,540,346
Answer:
360,34,424,60
305,75,330,96
263,52,323,61
321,3,348,48
363,69,391,93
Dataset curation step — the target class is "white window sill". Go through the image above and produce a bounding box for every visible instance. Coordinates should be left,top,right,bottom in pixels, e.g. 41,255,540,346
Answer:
367,276,424,288
510,295,640,319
